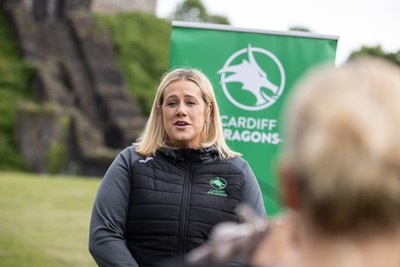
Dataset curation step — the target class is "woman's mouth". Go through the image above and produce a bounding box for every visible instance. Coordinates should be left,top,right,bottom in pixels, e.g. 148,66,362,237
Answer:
174,121,189,128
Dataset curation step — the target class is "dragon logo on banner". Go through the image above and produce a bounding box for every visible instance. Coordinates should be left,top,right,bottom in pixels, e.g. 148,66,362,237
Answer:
218,44,286,111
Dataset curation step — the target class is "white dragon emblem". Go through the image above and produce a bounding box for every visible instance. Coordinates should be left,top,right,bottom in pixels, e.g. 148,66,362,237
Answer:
218,44,279,106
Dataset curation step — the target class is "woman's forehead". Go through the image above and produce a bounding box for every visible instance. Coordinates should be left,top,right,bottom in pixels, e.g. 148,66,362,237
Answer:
163,80,202,98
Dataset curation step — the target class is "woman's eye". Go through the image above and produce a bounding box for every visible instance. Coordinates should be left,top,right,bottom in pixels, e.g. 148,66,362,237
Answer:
166,102,177,106
187,101,196,105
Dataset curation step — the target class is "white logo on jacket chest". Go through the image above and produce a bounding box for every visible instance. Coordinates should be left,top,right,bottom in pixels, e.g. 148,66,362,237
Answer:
139,157,154,163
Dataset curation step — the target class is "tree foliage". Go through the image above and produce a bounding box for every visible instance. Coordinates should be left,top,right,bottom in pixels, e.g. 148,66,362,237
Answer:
349,45,400,67
96,12,171,114
289,26,311,32
172,0,230,25
0,5,32,170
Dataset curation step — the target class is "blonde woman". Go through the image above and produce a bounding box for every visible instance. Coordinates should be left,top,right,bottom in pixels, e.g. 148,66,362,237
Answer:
89,68,265,267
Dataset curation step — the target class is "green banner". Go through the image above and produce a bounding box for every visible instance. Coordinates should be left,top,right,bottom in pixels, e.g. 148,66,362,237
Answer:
170,21,338,216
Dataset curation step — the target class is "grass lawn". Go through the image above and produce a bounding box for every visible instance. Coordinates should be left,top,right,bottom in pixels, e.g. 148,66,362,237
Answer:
0,171,101,267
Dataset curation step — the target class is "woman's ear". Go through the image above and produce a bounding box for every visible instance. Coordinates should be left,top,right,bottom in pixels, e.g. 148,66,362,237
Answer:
279,163,301,212
207,103,212,116
206,103,213,121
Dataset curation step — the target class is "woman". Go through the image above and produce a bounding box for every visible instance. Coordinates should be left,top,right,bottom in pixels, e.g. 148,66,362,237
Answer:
89,68,265,267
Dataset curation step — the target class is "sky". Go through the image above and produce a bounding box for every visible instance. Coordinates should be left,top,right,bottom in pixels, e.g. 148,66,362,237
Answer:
156,0,400,65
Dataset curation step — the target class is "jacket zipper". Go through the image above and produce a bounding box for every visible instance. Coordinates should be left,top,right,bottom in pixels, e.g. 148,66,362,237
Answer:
178,149,193,260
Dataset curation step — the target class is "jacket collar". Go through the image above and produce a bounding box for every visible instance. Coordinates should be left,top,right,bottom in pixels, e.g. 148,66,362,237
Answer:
157,146,219,163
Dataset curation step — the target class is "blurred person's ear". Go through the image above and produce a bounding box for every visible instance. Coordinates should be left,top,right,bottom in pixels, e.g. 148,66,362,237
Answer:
279,163,301,211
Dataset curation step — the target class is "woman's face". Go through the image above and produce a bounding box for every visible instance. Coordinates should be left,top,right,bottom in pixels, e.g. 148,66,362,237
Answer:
161,80,211,148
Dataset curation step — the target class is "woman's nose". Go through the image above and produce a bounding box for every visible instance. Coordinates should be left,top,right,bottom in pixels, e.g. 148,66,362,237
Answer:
176,103,187,116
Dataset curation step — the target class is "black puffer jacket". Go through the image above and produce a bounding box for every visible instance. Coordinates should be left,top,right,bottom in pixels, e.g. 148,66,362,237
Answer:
89,146,265,267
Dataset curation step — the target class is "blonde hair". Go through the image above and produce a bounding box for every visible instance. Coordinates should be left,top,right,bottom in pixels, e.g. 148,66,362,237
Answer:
282,57,400,233
134,68,240,159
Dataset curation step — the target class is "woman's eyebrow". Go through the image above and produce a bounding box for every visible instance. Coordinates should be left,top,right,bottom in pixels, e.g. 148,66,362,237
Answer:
164,95,178,100
165,94,198,99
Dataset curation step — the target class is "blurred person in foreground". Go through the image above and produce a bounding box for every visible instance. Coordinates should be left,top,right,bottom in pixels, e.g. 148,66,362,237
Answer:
88,68,265,267
186,57,400,267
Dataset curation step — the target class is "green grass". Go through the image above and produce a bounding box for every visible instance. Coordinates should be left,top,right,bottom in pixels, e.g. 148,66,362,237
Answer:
0,172,101,267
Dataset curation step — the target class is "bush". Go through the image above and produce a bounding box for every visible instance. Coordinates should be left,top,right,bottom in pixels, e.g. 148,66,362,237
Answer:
96,12,171,115
0,6,33,170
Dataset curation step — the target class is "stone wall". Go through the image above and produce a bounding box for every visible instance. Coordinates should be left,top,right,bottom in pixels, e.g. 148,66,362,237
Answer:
4,0,147,176
16,102,120,176
16,102,68,174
